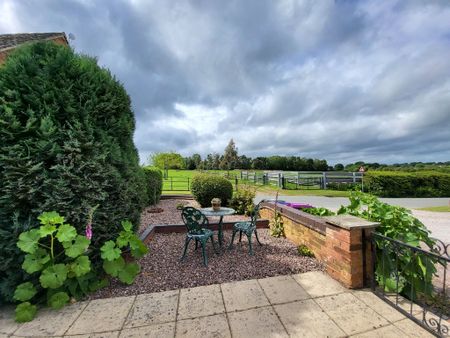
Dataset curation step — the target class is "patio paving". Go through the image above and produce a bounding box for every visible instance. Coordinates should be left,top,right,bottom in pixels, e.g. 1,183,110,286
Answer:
0,271,437,338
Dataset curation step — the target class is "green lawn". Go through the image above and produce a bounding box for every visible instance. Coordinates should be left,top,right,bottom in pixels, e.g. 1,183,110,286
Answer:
417,206,450,212
161,169,351,197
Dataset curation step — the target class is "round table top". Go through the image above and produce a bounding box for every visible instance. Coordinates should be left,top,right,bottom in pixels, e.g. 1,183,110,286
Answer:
200,207,235,216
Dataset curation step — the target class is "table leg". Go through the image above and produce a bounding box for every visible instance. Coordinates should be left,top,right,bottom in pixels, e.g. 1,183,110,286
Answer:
218,215,224,246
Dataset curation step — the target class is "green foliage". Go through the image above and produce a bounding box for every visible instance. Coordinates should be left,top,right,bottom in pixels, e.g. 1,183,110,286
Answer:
229,185,256,215
297,244,315,257
364,171,450,197
0,41,147,303
327,182,362,191
13,212,148,322
338,192,436,299
150,152,185,169
302,207,335,217
191,174,233,207
220,139,239,170
270,211,285,238
143,166,163,205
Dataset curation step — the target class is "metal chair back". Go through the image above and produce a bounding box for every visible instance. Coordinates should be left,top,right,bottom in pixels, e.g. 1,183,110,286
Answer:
181,207,209,234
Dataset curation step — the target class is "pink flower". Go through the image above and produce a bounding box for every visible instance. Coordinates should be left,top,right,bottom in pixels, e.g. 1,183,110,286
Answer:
85,223,92,240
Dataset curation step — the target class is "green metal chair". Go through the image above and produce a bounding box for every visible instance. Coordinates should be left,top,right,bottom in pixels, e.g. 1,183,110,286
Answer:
181,207,218,266
228,203,263,255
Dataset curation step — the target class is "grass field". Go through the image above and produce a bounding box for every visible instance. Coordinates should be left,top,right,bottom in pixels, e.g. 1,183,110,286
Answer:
417,206,450,212
161,169,351,197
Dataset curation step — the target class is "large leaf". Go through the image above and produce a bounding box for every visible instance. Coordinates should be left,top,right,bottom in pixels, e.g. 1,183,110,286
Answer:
69,256,91,277
64,235,90,258
39,264,68,289
48,291,69,309
15,302,37,322
17,229,41,254
22,248,51,274
56,223,77,243
38,211,65,226
100,240,121,261
121,220,133,232
39,223,56,237
117,262,140,285
13,282,37,302
129,237,149,258
102,256,125,277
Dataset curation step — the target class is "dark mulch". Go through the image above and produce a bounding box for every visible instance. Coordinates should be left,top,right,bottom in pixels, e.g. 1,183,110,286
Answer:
90,229,324,299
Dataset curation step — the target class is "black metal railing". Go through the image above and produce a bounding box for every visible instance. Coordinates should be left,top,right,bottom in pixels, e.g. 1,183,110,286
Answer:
370,232,449,337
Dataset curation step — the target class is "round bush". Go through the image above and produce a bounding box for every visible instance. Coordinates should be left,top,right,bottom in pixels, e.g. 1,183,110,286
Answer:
143,166,163,205
191,174,233,207
0,42,147,303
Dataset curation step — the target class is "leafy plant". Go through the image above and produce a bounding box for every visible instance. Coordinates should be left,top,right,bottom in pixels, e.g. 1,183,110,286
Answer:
270,211,285,238
143,166,163,205
176,202,188,210
297,244,314,257
191,174,233,207
13,212,148,322
338,192,436,299
229,185,256,215
302,207,335,217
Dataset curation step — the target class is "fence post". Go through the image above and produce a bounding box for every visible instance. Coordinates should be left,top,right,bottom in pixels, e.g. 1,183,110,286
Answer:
187,178,190,191
235,177,238,191
278,173,282,188
352,172,356,184
170,178,173,190
322,172,327,189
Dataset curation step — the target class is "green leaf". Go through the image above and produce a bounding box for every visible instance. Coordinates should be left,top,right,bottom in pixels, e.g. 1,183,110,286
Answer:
116,231,131,248
39,264,68,289
89,278,109,292
38,211,65,226
13,282,37,302
17,229,41,254
118,262,140,285
48,292,69,309
22,248,51,274
56,224,77,243
39,223,56,237
15,302,37,322
100,240,121,261
121,220,133,232
129,237,149,258
69,256,91,277
64,235,90,258
102,256,125,277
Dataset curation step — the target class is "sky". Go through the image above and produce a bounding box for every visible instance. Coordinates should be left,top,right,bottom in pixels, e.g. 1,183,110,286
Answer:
1,0,450,165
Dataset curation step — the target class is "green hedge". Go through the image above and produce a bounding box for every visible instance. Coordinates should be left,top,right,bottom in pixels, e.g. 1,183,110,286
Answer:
143,166,163,205
191,174,233,207
0,42,147,303
365,171,450,197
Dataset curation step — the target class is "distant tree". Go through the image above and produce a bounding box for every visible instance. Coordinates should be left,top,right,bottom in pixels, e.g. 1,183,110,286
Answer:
150,152,185,170
237,155,252,169
220,139,238,170
192,153,202,169
212,153,221,169
334,163,344,171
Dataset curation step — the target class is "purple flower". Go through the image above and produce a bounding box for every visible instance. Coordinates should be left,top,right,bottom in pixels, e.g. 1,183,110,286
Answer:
85,223,92,240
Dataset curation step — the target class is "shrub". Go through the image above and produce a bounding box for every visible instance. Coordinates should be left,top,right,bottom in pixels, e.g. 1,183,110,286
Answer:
269,211,285,237
0,42,147,303
191,174,233,207
143,166,163,205
229,185,256,215
364,171,450,197
297,244,315,257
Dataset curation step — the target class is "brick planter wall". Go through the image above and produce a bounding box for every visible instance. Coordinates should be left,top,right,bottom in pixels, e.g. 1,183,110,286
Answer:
260,202,379,288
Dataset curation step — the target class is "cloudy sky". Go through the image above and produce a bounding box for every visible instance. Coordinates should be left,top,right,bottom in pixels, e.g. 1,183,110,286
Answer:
1,0,450,164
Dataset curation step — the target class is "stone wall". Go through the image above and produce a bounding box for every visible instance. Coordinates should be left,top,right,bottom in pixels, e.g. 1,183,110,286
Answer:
260,202,379,288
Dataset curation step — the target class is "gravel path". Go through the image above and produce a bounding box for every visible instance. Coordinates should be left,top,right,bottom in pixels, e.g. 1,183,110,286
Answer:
90,229,324,299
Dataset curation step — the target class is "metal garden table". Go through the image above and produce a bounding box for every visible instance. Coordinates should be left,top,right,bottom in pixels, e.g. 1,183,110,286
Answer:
200,207,235,247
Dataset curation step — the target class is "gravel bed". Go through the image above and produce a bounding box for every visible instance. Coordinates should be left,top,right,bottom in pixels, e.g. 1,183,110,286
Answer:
90,229,324,299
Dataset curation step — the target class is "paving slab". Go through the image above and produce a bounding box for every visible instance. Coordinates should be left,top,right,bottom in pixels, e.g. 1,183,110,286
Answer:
227,306,288,338
66,296,135,335
274,299,346,337
394,318,437,338
177,284,224,319
176,314,230,338
124,290,178,328
119,322,175,338
352,289,406,322
350,324,406,337
0,306,21,335
315,292,389,335
13,301,87,337
258,275,310,304
293,271,346,298
221,279,269,312
66,332,120,338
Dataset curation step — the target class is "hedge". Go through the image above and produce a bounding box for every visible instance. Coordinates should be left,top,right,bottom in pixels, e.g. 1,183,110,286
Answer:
364,171,450,197
143,166,163,205
191,174,233,207
0,42,147,303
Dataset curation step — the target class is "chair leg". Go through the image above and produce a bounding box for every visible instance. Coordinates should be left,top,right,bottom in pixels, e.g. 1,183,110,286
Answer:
181,237,191,261
255,229,263,246
239,231,242,242
247,233,253,255
228,229,237,250
201,240,208,266
211,236,219,254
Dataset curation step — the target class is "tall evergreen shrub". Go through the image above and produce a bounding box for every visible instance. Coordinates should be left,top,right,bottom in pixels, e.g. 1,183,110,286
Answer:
143,166,163,205
0,42,147,303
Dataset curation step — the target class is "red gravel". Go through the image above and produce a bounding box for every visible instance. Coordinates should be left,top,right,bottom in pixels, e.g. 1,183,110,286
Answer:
90,229,324,299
